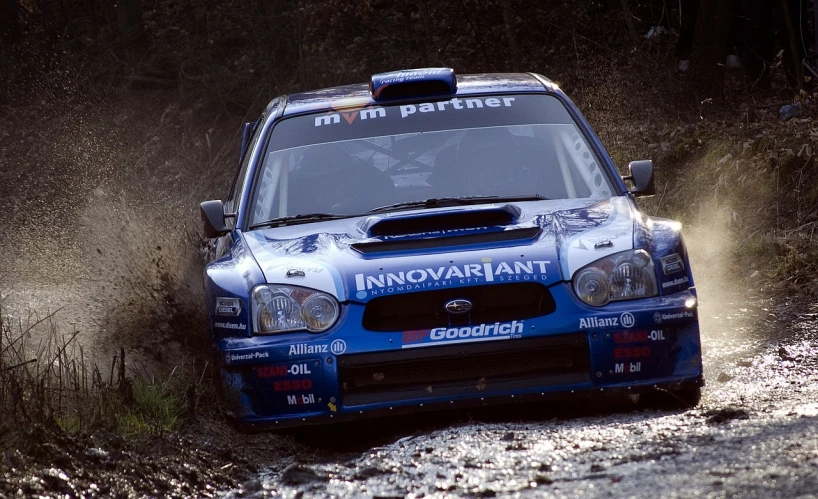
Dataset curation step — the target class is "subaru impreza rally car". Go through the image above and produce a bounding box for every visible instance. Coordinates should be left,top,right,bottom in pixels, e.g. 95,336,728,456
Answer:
200,68,703,430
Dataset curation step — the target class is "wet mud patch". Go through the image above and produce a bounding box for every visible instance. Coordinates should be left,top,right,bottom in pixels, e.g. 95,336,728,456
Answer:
0,420,302,498
1,425,242,497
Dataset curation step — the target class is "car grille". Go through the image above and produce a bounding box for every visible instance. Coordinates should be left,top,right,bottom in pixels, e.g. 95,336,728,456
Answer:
361,282,556,332
338,334,589,406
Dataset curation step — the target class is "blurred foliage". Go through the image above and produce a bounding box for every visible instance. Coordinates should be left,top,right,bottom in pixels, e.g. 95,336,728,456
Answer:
1,0,648,112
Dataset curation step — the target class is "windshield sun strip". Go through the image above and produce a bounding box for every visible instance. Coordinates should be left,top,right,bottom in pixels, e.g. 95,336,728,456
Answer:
247,94,617,226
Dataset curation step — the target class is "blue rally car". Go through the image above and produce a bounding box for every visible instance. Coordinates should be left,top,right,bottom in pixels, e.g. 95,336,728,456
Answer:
200,68,703,430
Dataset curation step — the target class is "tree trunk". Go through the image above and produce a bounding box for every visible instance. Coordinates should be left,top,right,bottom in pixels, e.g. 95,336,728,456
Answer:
779,0,804,90
0,0,19,43
691,0,731,98
501,0,521,71
620,0,639,43
116,0,146,75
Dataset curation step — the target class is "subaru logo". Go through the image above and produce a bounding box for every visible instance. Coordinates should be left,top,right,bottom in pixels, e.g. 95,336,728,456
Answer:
445,299,473,314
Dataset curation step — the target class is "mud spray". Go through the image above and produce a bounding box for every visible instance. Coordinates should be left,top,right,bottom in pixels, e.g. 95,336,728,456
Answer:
0,52,234,379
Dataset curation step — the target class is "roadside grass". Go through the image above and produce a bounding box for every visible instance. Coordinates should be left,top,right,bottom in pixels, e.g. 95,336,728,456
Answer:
0,304,205,446
118,369,187,437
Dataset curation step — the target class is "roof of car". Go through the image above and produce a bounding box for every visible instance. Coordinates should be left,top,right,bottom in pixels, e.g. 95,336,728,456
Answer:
279,72,557,117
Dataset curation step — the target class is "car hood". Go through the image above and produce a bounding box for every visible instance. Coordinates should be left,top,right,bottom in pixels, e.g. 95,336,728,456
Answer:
242,196,638,302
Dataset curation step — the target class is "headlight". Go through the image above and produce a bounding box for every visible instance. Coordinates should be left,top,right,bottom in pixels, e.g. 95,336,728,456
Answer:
572,249,658,306
252,285,340,334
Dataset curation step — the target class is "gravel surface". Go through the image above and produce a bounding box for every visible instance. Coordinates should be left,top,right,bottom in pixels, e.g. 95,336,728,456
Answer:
224,293,818,498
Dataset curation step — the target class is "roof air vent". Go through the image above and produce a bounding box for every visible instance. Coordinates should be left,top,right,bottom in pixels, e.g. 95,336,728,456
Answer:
370,68,457,101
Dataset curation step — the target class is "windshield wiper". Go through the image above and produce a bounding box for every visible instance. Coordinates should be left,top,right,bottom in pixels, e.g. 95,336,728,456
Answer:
364,194,550,214
249,213,355,229
250,195,551,227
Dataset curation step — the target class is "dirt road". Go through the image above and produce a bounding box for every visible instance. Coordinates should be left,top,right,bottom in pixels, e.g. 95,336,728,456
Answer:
225,293,818,498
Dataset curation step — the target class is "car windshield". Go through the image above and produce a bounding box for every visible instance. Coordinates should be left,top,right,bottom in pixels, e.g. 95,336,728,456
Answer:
249,94,614,225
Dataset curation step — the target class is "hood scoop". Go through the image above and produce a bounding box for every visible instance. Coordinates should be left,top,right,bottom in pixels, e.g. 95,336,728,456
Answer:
362,204,522,238
353,204,540,255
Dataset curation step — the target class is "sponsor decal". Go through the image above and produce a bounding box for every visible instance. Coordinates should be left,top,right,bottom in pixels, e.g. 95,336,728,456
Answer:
613,329,666,343
256,363,313,378
224,351,269,364
354,259,550,297
579,317,619,328
402,320,524,349
287,393,317,405
314,96,516,127
621,312,635,327
661,276,689,289
653,310,695,324
614,346,651,359
215,297,241,316
330,339,347,355
314,107,385,127
289,344,328,355
214,322,246,330
377,68,449,85
288,339,347,356
273,379,314,392
398,97,515,118
579,312,635,329
660,253,685,275
614,362,641,374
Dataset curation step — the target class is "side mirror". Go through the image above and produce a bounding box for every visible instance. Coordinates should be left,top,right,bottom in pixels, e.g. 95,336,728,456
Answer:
201,200,230,238
624,160,655,197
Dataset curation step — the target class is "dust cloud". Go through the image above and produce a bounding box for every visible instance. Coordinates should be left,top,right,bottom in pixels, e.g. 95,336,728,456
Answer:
682,198,771,378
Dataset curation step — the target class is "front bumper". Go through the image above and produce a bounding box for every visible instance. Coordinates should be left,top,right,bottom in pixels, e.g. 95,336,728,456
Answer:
217,289,703,429
236,376,704,431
